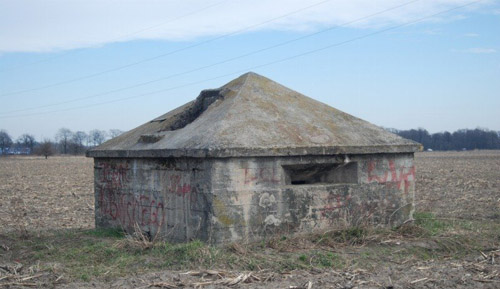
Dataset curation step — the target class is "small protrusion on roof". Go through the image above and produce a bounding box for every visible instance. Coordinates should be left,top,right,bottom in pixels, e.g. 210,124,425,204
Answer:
150,118,166,123
139,134,164,143
161,88,225,131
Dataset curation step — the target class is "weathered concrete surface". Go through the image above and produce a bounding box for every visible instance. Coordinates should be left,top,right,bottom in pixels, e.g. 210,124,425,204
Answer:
94,158,212,242
89,72,419,244
87,72,420,158
209,153,415,243
94,153,415,244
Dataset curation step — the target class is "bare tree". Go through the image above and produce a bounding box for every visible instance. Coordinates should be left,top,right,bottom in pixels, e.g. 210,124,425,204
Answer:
56,128,73,154
108,129,124,139
89,129,107,147
71,131,88,154
36,139,54,159
17,134,36,154
0,130,13,155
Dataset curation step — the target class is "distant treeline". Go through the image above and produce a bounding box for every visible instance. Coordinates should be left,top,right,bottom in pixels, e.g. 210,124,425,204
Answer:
2,127,500,156
387,128,500,151
0,128,123,156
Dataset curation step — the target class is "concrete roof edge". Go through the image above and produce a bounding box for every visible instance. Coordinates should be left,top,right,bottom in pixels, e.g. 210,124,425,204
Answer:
86,144,420,158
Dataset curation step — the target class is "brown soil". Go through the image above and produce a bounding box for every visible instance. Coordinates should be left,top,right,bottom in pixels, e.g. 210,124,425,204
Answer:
0,156,94,232
0,151,499,288
415,150,500,220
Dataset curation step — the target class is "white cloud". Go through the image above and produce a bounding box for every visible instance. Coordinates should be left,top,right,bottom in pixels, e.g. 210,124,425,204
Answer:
0,0,488,53
463,32,480,37
457,48,497,53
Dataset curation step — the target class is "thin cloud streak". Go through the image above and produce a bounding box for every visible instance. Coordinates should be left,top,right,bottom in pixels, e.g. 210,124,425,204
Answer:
0,0,488,53
461,47,497,53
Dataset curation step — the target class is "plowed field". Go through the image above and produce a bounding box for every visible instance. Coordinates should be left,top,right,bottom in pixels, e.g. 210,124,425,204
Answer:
0,151,499,288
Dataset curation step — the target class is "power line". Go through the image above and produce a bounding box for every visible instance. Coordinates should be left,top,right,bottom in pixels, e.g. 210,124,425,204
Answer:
1,0,230,72
0,0,421,115
0,0,334,97
0,0,482,120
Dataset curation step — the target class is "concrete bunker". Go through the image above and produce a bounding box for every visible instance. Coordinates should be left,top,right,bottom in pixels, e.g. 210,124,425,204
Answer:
87,72,421,244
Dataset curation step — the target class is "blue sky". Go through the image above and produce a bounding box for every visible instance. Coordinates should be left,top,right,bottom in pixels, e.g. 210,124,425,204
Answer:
0,0,499,140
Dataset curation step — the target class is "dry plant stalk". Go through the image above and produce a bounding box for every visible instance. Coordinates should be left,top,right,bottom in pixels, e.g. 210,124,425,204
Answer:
228,242,247,255
150,270,268,288
114,222,161,250
8,197,29,238
0,263,44,288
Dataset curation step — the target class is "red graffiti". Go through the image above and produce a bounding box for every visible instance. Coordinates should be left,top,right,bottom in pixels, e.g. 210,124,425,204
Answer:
320,193,352,218
97,168,200,229
168,175,192,195
367,159,415,195
167,174,198,203
99,162,130,188
244,167,280,185
97,187,165,228
319,193,379,224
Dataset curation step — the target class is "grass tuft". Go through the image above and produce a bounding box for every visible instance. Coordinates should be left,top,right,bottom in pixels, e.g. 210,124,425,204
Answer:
84,228,125,238
314,226,369,246
414,212,450,236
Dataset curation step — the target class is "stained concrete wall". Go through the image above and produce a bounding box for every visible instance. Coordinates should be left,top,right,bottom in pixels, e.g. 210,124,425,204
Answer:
94,153,415,244
209,153,415,244
94,158,212,242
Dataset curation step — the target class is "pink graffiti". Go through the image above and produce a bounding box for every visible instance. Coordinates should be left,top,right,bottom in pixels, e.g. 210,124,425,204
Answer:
367,159,415,195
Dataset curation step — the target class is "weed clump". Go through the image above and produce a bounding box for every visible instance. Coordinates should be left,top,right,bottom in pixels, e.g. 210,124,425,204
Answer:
314,227,369,247
154,240,205,267
85,228,125,238
413,212,450,236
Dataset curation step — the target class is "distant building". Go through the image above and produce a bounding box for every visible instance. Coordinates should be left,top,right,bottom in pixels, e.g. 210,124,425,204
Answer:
87,72,420,244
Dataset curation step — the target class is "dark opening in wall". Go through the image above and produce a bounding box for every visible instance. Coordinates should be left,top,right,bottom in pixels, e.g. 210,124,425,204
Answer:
283,162,358,185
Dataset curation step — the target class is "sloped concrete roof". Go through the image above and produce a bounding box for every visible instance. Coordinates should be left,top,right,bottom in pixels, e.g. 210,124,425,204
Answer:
87,72,420,158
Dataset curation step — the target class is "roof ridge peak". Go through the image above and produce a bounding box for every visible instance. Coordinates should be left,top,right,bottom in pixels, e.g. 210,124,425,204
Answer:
238,71,253,89
87,72,421,158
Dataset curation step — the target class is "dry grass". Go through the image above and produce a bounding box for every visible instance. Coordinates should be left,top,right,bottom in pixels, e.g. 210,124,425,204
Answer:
113,223,163,251
0,151,499,288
